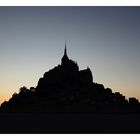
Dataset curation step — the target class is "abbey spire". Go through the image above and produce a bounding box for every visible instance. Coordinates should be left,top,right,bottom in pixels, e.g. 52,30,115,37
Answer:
64,42,67,56
61,43,79,72
61,42,69,65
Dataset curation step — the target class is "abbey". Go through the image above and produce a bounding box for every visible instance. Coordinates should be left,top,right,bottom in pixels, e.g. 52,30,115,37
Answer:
36,44,93,90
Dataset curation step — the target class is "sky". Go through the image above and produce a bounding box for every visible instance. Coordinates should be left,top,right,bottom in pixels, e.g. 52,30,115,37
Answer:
0,6,140,104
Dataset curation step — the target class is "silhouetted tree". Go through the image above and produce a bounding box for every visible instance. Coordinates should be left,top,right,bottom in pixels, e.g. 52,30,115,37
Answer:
30,87,35,92
19,86,27,93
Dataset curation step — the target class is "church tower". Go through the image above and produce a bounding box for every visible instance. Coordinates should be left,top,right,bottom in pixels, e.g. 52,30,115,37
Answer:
61,42,79,73
61,43,69,65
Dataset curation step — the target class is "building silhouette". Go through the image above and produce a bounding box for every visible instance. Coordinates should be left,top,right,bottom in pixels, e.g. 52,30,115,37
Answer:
36,43,92,92
0,44,140,113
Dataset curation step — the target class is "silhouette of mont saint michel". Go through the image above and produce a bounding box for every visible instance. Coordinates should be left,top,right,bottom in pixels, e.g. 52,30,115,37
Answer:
1,44,140,133
1,44,140,113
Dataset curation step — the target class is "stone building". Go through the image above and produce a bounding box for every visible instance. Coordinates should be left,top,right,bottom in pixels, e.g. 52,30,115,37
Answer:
36,43,93,90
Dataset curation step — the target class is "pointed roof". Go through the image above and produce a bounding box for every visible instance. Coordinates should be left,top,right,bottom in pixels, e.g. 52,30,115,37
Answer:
64,42,67,56
61,42,69,65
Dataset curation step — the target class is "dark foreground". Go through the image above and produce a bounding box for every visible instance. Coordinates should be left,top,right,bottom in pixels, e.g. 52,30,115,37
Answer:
0,113,140,134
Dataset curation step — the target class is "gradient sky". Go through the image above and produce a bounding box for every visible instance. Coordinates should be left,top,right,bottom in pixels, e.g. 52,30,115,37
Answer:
0,6,140,104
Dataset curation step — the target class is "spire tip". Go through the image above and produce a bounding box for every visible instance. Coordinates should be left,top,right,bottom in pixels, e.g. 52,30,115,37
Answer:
64,41,67,56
